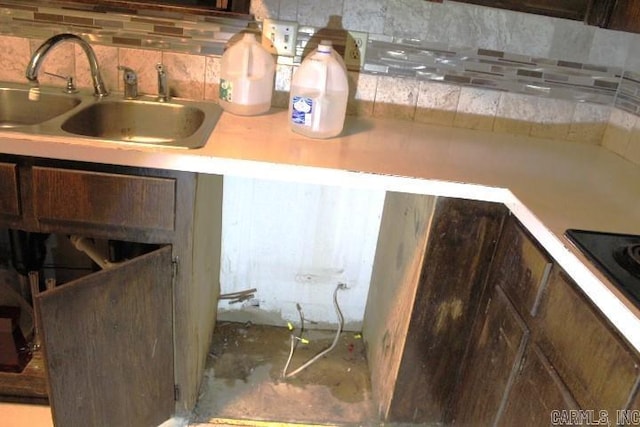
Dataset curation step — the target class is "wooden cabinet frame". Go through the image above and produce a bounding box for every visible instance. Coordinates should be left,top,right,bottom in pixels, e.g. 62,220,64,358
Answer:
0,155,223,423
0,162,21,226
453,214,640,424
363,194,507,424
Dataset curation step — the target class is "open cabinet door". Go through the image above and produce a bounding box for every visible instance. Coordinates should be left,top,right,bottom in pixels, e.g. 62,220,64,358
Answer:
35,245,175,427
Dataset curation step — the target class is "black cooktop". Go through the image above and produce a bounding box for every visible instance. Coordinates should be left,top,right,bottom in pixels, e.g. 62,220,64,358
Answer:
565,229,640,309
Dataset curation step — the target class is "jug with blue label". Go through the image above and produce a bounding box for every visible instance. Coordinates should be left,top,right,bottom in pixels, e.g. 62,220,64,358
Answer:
288,40,348,139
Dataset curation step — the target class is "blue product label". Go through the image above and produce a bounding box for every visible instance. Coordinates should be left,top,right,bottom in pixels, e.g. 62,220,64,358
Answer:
291,96,313,126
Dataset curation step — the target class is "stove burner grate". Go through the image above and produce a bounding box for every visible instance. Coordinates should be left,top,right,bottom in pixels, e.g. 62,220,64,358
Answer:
614,244,640,279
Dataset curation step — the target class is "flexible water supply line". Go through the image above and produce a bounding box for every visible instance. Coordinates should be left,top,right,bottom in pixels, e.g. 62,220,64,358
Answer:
282,282,347,379
282,303,306,378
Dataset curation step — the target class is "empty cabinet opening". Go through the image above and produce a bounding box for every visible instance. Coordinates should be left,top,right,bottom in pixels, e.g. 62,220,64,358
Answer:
192,181,428,426
191,178,385,425
196,183,508,426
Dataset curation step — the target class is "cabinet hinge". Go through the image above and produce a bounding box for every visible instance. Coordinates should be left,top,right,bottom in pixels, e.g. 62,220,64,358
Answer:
172,257,179,279
174,384,181,401
171,257,178,277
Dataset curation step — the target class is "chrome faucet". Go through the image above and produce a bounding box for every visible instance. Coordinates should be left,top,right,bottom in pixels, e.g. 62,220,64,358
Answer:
156,63,169,102
25,33,108,97
118,65,138,99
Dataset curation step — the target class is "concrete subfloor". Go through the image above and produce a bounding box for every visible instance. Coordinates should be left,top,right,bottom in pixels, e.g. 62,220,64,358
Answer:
191,322,378,426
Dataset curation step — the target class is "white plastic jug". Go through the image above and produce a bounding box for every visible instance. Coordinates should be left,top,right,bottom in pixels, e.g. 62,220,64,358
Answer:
219,33,275,116
289,40,349,139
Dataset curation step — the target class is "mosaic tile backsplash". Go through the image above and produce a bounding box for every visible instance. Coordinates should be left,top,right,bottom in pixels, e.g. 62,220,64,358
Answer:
0,0,639,165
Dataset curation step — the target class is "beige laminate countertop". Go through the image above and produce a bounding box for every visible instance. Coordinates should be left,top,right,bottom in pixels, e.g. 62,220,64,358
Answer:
1,108,640,350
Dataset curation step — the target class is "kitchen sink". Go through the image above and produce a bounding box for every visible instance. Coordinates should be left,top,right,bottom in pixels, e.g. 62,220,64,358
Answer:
60,98,218,148
0,85,81,128
0,81,222,149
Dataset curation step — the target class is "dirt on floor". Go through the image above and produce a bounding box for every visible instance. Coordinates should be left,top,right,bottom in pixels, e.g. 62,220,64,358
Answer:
192,322,378,426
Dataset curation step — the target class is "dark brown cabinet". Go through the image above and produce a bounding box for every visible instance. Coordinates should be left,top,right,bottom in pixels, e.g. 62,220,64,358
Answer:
453,285,529,426
363,194,506,424
498,344,578,426
489,214,552,318
48,0,250,15
0,156,223,425
449,0,640,33
601,0,640,33
35,246,174,427
450,0,593,21
452,214,640,424
0,162,20,219
537,268,640,415
32,167,176,234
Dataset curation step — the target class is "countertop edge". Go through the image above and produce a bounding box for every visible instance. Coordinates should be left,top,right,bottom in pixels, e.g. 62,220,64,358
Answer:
1,123,640,353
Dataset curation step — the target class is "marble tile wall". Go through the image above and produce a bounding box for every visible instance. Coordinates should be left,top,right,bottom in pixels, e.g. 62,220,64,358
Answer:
0,0,638,164
602,108,640,165
252,0,640,161
252,0,640,71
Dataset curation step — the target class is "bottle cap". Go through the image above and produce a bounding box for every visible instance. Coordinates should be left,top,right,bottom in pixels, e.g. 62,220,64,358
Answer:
242,33,256,42
318,40,332,54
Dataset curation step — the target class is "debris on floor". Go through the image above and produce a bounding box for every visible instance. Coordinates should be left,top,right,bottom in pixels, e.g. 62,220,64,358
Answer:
192,322,377,426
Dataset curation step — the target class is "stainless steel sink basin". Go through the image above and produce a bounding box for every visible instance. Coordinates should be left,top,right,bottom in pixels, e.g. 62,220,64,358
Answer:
0,81,222,149
0,85,81,128
61,99,213,147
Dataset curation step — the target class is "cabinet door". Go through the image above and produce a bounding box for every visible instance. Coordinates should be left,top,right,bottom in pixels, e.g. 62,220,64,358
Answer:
0,162,20,218
369,197,506,423
498,344,578,426
537,268,640,415
35,246,175,427
591,0,640,32
453,286,529,426
489,215,552,318
450,0,592,20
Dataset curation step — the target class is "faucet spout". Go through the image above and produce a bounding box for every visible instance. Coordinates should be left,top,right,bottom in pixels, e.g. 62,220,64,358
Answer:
26,33,108,97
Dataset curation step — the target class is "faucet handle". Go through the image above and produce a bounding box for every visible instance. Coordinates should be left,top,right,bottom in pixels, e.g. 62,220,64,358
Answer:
118,65,137,83
43,71,78,94
118,65,138,99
